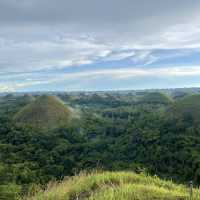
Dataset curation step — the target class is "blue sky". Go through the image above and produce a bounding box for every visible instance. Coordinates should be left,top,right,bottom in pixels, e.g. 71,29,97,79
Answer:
1,0,200,92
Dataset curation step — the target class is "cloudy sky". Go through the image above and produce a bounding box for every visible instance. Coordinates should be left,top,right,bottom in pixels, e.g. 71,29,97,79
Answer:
1,0,200,92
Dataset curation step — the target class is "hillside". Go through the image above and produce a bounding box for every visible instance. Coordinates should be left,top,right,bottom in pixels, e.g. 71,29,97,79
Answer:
14,95,73,129
139,92,172,105
172,94,200,122
25,171,199,200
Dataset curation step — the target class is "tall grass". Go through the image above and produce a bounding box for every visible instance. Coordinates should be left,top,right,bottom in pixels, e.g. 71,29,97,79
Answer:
24,171,200,200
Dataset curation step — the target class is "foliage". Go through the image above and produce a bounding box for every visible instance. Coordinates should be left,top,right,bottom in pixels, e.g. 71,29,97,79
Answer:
1,92,200,199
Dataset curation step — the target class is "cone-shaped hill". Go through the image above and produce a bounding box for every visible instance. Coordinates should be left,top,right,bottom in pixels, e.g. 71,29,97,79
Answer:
22,94,35,103
172,94,200,122
139,92,172,105
14,95,73,129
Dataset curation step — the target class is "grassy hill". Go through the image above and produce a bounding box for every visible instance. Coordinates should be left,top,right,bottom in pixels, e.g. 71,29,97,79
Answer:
22,94,35,103
14,95,73,129
139,92,172,105
25,171,199,200
172,94,200,122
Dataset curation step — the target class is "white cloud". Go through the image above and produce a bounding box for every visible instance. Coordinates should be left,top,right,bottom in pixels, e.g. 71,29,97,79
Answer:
0,80,48,92
105,51,136,61
57,66,200,80
0,84,15,92
2,21,200,75
2,65,200,92
1,1,200,91
0,34,113,72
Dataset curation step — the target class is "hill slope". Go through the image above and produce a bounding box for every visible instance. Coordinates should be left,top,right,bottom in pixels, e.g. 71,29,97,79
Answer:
14,95,73,129
25,171,199,200
172,94,200,122
139,92,172,105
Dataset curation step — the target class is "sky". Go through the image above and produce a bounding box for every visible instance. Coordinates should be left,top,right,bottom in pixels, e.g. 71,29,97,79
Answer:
1,0,200,92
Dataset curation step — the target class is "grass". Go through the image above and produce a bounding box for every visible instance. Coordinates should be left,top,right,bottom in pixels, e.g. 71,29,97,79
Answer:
24,171,200,200
14,95,73,130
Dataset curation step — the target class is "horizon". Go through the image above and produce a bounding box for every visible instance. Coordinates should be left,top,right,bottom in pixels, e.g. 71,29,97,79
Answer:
0,86,200,94
1,0,200,92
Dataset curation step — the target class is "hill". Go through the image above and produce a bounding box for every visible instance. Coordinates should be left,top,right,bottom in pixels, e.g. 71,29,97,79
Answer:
14,95,73,129
139,92,172,105
172,94,200,122
22,94,35,103
25,171,199,200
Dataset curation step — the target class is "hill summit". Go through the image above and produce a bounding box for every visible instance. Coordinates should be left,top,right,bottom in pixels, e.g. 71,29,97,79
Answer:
140,92,172,105
14,95,73,129
26,171,197,200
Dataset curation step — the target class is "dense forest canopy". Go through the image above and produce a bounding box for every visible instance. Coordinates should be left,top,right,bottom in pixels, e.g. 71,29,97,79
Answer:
1,89,200,199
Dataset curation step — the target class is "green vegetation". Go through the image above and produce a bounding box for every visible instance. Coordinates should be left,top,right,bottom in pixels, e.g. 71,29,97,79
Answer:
1,90,200,199
14,95,73,129
25,171,199,200
139,92,172,105
172,94,200,123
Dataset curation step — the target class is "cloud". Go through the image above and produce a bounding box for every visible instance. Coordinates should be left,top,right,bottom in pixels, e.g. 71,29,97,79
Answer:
0,0,199,25
0,34,112,72
1,1,200,91
1,22,200,75
2,65,200,92
57,66,200,80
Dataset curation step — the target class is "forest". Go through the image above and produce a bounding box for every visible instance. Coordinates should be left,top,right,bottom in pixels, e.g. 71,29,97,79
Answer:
1,89,200,199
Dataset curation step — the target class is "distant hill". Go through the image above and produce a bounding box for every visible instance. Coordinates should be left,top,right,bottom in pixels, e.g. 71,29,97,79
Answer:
26,171,195,200
139,92,172,105
0,94,36,115
22,94,35,103
14,95,73,129
170,90,189,100
172,94,200,122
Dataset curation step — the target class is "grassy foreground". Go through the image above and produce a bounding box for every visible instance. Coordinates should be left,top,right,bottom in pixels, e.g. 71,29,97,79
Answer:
24,171,200,200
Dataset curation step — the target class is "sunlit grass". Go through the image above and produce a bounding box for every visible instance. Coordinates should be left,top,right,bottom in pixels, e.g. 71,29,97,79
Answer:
24,171,200,200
